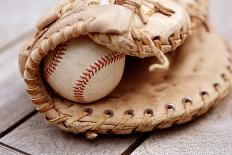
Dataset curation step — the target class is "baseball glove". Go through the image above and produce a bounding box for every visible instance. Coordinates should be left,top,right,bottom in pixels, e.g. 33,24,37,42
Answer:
18,0,232,139
173,0,209,31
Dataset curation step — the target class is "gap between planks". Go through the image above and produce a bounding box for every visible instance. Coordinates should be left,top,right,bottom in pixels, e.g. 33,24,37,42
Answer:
121,133,152,155
0,38,36,134
0,36,37,154
0,110,37,139
0,142,29,155
1,113,152,155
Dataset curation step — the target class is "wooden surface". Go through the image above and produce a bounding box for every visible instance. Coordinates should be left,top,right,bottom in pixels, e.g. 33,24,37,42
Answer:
0,143,25,155
132,97,232,155
0,0,57,135
0,41,34,134
1,114,138,155
0,1,231,155
0,0,57,51
210,1,232,43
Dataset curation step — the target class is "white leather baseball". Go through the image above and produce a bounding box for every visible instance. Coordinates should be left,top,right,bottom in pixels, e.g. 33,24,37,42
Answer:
43,37,125,103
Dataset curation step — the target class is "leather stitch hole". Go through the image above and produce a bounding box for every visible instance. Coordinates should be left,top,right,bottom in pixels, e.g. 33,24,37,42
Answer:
151,35,161,41
200,90,209,97
124,110,135,117
213,83,220,88
168,33,175,41
221,73,228,81
168,33,176,49
180,26,184,33
26,46,31,50
165,104,176,111
180,27,186,43
169,33,175,38
152,35,162,50
226,65,232,73
182,97,193,105
228,57,232,63
104,110,114,117
84,108,93,115
144,109,154,116
213,83,220,91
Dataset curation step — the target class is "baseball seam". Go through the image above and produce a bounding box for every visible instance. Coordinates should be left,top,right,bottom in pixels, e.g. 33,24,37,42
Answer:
44,44,68,80
73,52,125,103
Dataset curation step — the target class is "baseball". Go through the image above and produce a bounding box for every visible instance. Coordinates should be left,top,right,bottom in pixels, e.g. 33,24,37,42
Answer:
43,37,125,104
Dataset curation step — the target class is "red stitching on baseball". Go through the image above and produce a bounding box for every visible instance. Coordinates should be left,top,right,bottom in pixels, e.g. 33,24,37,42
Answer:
44,44,68,80
73,52,125,103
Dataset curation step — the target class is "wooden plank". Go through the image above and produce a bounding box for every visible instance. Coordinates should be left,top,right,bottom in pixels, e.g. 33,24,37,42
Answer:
131,98,232,155
0,113,138,155
0,0,57,49
0,0,58,134
0,0,58,136
210,0,232,43
0,40,35,134
0,143,22,155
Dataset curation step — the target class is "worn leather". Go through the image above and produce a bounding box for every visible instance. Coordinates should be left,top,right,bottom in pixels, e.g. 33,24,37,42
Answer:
18,26,232,138
28,0,191,72
18,0,232,139
18,0,208,76
173,0,209,31
44,27,231,135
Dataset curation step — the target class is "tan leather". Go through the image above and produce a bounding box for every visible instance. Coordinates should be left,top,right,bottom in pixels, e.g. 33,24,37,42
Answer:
37,0,208,32
18,0,232,139
29,0,192,72
19,25,232,138
18,0,208,75
173,0,209,31
47,27,232,135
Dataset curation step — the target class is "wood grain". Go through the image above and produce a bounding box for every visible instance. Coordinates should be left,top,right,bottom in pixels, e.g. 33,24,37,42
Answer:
210,0,232,43
0,143,24,155
0,0,57,50
0,0,58,135
0,42,34,133
1,114,138,155
0,40,36,134
131,97,232,155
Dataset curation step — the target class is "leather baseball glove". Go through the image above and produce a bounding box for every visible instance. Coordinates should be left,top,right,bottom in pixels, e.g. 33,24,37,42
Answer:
19,0,232,139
